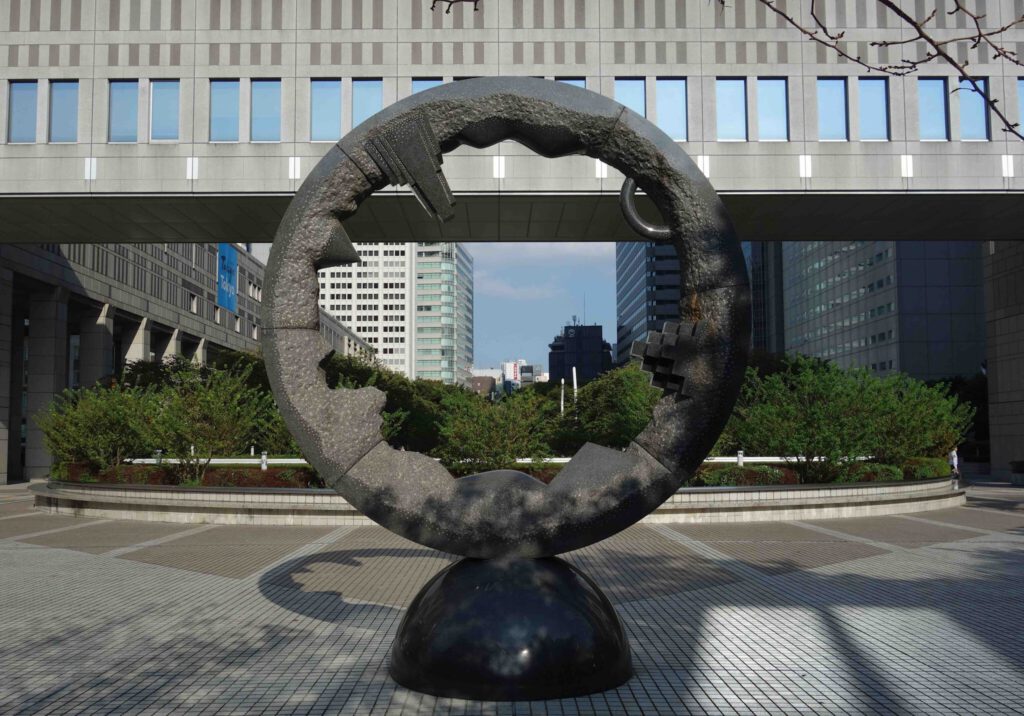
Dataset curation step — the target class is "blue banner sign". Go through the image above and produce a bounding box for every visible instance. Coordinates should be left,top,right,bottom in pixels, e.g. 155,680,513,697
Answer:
216,243,238,312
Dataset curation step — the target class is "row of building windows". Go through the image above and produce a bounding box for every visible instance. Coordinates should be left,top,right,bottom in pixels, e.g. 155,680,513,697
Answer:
4,75,1005,145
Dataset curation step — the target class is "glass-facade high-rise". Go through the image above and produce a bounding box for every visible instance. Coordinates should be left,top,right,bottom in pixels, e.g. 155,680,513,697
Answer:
415,242,474,385
615,241,680,365
783,240,984,380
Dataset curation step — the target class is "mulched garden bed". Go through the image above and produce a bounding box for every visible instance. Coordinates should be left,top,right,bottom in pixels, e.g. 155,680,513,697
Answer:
64,463,324,489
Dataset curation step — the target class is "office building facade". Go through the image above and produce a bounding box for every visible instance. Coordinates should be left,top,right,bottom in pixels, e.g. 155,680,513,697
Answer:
0,241,369,483
549,324,613,385
2,0,1023,473
783,240,985,380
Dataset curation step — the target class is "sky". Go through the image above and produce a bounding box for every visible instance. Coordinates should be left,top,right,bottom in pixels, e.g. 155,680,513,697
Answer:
252,241,618,370
470,242,616,368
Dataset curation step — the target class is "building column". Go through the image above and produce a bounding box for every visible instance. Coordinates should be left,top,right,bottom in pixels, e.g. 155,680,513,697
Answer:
0,269,13,484
124,318,151,364
164,328,182,361
985,241,1024,478
192,338,208,365
79,303,115,387
25,287,69,481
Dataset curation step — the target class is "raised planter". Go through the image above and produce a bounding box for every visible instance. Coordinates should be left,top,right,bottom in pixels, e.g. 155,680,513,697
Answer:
31,477,965,526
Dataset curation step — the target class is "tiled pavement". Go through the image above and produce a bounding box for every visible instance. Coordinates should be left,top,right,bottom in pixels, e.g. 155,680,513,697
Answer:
1,484,1023,715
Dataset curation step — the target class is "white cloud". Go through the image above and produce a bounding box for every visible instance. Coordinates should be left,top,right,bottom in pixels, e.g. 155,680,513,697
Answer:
466,242,615,268
475,270,562,300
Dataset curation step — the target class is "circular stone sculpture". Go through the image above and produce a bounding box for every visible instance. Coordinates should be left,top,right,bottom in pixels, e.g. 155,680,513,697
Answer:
263,77,750,560
264,77,750,700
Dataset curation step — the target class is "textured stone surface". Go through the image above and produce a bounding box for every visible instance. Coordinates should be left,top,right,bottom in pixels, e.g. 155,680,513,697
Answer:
263,77,750,558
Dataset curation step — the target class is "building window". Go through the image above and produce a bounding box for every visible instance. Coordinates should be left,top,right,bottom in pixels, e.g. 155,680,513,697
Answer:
756,78,788,141
189,293,198,314
7,81,37,143
210,79,240,141
959,77,989,141
352,78,383,127
108,80,139,142
817,78,848,141
48,80,78,143
716,78,747,141
556,77,586,88
215,306,221,324
918,77,949,140
234,315,241,333
655,78,687,141
412,78,443,93
858,78,889,141
310,79,341,141
150,80,180,141
250,79,281,142
615,78,646,116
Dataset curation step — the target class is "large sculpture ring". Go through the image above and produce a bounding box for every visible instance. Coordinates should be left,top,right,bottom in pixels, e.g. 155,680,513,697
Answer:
263,78,749,558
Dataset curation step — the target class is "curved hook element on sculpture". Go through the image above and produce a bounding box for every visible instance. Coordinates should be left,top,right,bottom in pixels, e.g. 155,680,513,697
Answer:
262,78,750,559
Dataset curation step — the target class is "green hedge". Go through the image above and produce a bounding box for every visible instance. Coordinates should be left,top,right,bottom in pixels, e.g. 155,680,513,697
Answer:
901,456,951,480
690,464,784,487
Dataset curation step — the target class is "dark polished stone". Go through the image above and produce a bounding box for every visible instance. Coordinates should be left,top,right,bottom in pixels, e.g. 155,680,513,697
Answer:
390,557,632,701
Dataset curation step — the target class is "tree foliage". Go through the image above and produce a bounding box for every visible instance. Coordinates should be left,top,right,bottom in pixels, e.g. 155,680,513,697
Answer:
432,390,555,474
726,355,973,483
147,363,269,484
37,384,158,478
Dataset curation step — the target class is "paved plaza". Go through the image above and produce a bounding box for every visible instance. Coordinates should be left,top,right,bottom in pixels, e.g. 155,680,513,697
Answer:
1,483,1023,715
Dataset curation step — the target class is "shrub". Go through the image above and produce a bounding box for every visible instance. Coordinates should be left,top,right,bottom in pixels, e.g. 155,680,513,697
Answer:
148,363,268,485
726,356,975,484
843,462,904,483
37,384,157,478
901,456,951,480
433,390,554,474
690,464,784,487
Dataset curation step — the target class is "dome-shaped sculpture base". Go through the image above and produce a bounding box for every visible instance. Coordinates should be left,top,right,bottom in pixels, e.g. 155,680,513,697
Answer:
390,557,632,701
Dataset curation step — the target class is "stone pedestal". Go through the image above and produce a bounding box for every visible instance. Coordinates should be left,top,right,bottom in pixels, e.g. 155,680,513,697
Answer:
390,557,632,701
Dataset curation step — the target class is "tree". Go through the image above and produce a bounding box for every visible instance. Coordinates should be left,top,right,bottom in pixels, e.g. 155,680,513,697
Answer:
37,385,157,478
432,390,555,474
729,0,1024,138
573,364,661,449
149,364,267,484
726,356,976,483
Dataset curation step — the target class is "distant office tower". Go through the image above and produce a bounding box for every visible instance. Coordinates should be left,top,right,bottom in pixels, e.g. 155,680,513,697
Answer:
783,241,985,380
616,240,783,363
415,242,474,385
319,242,416,376
615,242,679,365
548,324,613,385
318,241,474,385
744,242,787,354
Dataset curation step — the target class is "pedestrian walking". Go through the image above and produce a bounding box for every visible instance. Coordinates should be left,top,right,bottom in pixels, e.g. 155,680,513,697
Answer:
948,446,960,489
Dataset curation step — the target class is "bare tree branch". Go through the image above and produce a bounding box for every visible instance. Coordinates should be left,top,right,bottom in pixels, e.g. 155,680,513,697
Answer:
430,0,479,14
717,0,1024,139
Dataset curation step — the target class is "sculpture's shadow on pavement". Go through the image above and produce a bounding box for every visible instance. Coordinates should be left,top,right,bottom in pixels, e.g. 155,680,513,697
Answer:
257,547,456,621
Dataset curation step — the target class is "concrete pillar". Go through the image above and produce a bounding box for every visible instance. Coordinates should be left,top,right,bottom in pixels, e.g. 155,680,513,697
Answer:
25,287,69,481
79,303,115,387
124,318,151,364
985,241,1024,478
0,269,13,484
192,338,208,365
164,328,182,362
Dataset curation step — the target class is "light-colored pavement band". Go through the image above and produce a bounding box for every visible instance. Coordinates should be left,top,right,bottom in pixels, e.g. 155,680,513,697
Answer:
0,484,1022,715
